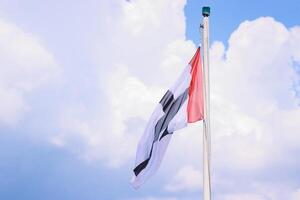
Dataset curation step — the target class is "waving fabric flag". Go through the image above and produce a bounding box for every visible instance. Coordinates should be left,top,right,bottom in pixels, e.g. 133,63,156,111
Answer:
131,47,204,188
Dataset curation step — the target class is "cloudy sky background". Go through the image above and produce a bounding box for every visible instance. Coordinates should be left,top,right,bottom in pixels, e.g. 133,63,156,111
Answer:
0,0,300,199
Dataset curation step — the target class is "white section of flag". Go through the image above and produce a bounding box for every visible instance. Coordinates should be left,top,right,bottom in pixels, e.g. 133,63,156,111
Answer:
131,64,192,189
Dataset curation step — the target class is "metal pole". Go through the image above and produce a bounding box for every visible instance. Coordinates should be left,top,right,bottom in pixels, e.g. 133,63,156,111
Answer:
202,6,211,200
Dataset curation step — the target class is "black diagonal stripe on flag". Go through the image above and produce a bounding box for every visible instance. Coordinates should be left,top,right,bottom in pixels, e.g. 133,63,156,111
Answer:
159,129,172,141
133,148,153,176
159,90,174,112
133,88,189,176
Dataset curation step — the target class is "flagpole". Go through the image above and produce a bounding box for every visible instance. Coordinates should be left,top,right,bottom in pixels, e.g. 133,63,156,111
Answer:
202,6,211,200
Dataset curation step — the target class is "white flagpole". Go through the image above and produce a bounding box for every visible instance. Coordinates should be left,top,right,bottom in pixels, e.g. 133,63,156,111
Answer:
202,6,211,200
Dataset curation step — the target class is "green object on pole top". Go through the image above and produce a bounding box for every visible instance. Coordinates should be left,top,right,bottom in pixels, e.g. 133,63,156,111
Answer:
202,6,210,17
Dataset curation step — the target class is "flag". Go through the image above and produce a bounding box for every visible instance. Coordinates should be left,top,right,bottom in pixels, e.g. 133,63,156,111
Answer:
131,47,204,188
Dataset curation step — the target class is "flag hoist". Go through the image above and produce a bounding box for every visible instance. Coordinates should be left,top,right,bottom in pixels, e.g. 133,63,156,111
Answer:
131,6,212,200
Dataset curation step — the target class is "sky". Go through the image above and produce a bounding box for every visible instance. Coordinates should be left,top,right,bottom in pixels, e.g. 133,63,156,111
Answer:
0,0,300,199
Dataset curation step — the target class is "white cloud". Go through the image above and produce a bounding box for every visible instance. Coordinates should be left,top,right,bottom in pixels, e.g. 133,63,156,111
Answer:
215,182,296,200
210,17,300,170
0,18,60,125
218,193,266,200
291,188,300,200
53,0,195,168
54,67,164,167
165,165,202,192
0,87,26,124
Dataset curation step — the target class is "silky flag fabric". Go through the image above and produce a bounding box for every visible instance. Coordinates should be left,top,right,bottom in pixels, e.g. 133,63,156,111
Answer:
131,47,204,188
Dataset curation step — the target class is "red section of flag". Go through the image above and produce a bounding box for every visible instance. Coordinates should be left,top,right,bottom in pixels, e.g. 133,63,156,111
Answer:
187,47,204,123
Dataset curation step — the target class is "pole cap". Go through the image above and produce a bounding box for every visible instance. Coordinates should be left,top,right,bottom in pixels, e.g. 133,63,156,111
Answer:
202,7,210,17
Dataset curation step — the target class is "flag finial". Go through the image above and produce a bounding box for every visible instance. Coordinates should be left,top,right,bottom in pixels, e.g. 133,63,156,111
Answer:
202,7,210,17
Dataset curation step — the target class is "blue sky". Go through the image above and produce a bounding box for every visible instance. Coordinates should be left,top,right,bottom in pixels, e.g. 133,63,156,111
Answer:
185,0,300,44
0,0,300,200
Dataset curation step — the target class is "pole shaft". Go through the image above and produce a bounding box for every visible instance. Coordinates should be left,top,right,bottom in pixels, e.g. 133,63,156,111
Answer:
202,14,211,200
